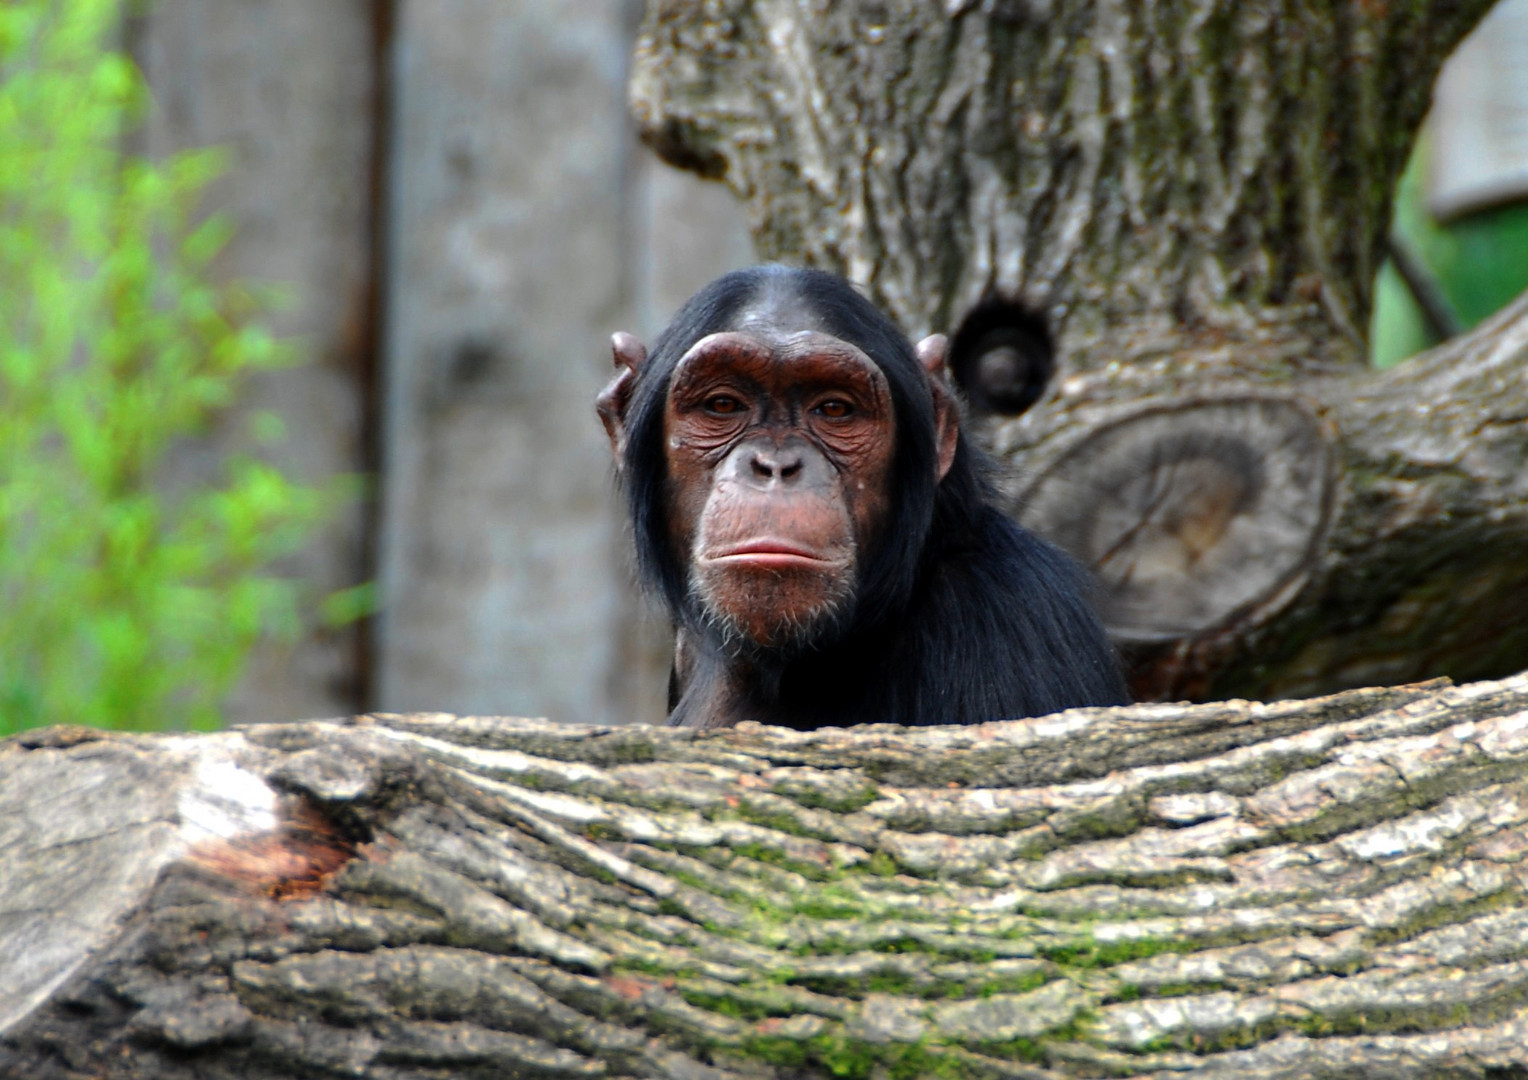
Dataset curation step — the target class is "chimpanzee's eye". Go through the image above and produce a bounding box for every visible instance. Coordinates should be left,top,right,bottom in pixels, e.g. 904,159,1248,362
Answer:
816,400,853,419
706,395,744,415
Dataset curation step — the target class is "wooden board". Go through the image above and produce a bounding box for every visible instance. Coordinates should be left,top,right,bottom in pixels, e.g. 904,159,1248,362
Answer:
1430,0,1528,220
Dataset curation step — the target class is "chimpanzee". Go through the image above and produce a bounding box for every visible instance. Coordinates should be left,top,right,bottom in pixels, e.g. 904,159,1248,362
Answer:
598,266,1127,730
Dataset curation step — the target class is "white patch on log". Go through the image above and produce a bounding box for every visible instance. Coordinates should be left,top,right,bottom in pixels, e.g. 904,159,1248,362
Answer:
179,756,279,845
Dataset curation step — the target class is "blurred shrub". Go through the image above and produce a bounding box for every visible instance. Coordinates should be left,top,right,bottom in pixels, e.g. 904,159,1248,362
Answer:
0,0,340,733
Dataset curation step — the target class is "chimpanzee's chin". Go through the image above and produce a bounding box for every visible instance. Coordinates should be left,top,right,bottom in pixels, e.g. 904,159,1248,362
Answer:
689,567,855,661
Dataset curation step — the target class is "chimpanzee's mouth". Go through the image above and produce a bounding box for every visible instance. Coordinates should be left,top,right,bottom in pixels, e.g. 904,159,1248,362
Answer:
702,540,846,570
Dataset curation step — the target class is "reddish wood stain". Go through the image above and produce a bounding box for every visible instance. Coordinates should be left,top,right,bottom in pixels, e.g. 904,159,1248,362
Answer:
604,975,657,1001
187,799,356,900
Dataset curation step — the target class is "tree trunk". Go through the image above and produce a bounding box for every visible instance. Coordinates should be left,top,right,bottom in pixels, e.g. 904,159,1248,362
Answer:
6,683,1528,1078
627,0,1528,704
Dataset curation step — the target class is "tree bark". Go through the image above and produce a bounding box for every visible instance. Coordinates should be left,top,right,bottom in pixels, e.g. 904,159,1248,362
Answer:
7,683,1528,1078
627,0,1528,704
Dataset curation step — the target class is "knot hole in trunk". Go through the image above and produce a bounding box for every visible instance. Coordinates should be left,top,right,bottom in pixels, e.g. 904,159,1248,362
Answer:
950,298,1054,418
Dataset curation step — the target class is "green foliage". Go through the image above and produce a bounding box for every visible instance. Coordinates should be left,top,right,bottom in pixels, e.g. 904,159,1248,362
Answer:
0,0,342,733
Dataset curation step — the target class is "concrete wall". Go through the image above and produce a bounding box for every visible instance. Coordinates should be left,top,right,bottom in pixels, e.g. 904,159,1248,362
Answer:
131,0,378,725
1429,0,1528,219
135,0,753,727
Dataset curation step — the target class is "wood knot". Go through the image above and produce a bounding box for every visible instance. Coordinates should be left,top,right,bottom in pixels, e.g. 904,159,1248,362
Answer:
1017,397,1335,640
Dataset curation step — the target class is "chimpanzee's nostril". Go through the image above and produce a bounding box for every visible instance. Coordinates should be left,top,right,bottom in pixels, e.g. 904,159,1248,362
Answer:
746,446,807,484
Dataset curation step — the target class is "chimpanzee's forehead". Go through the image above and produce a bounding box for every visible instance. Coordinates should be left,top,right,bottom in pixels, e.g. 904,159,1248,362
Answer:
731,284,835,337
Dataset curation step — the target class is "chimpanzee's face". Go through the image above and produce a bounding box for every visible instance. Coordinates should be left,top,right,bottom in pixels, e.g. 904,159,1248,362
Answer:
661,328,897,654
597,275,959,663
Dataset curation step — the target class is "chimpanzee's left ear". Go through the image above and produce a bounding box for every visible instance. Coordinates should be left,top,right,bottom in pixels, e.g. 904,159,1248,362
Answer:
596,332,647,468
915,334,959,483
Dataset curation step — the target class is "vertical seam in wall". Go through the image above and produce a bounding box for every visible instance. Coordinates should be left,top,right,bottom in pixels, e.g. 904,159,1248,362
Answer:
355,0,398,713
619,0,650,331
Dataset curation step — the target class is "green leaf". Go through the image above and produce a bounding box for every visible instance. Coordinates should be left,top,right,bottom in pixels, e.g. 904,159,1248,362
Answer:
320,581,380,628
0,0,349,734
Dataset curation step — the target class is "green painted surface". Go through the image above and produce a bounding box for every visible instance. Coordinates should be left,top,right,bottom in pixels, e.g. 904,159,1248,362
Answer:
1371,133,1528,368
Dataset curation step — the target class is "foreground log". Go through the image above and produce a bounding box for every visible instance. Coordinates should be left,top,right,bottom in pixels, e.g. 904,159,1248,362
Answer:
7,678,1528,1077
628,0,1528,703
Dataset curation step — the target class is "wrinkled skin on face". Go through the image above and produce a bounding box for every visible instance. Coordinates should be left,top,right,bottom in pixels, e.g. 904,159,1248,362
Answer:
662,330,897,654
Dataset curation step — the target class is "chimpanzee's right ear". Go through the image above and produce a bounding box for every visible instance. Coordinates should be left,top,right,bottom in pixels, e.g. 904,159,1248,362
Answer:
915,334,960,484
596,332,646,467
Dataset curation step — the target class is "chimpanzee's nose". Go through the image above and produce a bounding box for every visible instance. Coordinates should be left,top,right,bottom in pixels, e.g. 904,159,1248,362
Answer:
749,446,804,484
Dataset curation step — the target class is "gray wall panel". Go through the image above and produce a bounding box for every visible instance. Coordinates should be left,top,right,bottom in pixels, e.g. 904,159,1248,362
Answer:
138,0,754,727
134,0,376,725
379,0,641,723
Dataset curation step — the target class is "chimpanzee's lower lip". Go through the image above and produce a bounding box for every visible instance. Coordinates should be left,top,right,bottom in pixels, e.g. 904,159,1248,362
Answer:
702,542,845,569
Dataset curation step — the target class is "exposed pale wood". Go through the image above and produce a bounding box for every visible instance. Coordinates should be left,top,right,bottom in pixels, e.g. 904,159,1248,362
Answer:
7,680,1528,1077
628,0,1528,705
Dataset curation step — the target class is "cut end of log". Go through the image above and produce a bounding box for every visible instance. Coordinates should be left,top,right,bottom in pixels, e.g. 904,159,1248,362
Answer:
1018,397,1335,641
0,734,360,1042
